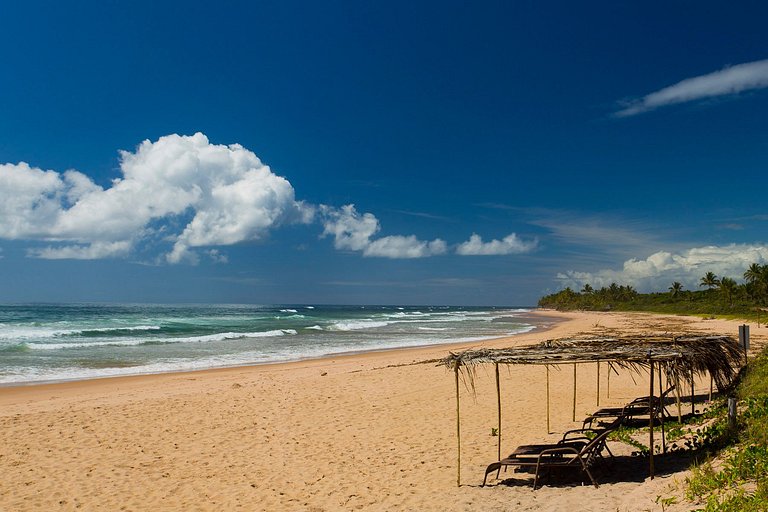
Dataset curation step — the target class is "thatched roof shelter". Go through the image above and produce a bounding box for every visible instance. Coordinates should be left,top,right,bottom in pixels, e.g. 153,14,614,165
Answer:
440,333,745,487
442,334,744,392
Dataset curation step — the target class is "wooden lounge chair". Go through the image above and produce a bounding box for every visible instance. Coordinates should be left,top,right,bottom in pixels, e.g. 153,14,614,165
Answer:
582,385,675,428
482,420,618,489
511,416,621,461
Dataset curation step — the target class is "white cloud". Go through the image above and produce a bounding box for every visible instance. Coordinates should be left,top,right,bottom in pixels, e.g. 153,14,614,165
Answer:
615,59,768,117
320,204,446,259
1,133,512,263
364,236,447,259
0,133,311,262
28,241,133,260
557,244,768,291
320,204,380,251
456,233,537,256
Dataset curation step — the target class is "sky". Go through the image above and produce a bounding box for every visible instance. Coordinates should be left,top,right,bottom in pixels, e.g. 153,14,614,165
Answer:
0,1,767,306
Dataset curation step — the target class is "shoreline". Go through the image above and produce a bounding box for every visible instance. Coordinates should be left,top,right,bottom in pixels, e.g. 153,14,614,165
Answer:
2,310,764,511
0,309,564,392
0,310,566,402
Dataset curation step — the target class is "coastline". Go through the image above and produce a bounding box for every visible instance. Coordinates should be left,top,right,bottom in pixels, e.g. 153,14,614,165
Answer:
0,309,563,392
1,310,764,511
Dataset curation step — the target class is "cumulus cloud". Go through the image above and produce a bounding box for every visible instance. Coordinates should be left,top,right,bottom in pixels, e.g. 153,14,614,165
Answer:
456,233,537,256
1,133,523,263
320,204,447,259
27,241,133,260
320,204,380,251
556,244,768,291
364,236,447,259
615,59,768,117
0,133,312,262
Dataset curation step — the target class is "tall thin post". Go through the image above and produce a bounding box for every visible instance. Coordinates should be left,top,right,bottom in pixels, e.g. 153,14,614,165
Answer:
572,363,577,422
658,365,663,393
455,362,461,487
690,369,695,417
596,362,600,406
659,364,666,454
495,363,501,462
649,359,655,479
546,365,551,433
607,362,611,398
709,374,713,402
675,374,682,422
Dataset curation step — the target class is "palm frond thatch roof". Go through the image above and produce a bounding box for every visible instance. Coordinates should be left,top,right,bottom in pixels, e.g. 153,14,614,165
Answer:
441,334,743,391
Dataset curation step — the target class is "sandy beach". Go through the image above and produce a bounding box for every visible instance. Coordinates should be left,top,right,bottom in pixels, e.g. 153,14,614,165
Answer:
0,310,764,511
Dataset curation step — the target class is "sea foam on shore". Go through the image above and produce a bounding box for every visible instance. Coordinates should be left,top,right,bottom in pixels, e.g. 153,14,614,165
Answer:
0,303,543,384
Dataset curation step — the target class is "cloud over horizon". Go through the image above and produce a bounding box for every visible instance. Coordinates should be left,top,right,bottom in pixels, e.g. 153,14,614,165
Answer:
556,243,768,291
456,233,537,256
319,204,448,259
0,133,312,263
0,133,529,263
615,58,768,117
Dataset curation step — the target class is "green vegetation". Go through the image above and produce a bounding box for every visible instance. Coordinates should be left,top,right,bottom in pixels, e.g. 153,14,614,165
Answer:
536,264,768,510
683,347,768,510
538,264,768,320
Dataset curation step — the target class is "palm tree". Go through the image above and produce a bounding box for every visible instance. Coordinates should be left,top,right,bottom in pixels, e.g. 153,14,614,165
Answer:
744,263,763,284
581,284,594,294
719,277,737,307
669,282,683,298
700,272,720,290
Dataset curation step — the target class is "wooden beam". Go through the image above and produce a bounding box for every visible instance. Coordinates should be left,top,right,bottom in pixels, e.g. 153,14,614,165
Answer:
495,363,501,462
572,363,577,422
455,362,461,487
691,369,695,417
546,365,551,433
649,359,655,479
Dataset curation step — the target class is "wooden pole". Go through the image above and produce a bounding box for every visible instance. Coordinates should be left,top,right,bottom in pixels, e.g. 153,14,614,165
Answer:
649,359,655,479
659,364,666,454
596,362,600,406
495,363,501,462
690,369,695,417
572,363,577,422
455,362,461,487
709,374,713,402
607,362,611,398
675,374,682,422
658,365,663,393
546,365,551,433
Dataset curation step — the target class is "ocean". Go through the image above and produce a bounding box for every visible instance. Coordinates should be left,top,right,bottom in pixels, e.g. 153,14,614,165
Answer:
0,303,546,385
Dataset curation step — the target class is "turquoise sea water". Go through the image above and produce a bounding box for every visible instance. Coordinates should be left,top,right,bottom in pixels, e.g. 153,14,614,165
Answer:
0,303,546,384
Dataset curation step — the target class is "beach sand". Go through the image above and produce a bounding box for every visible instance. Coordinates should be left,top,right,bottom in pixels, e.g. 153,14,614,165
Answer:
0,311,764,511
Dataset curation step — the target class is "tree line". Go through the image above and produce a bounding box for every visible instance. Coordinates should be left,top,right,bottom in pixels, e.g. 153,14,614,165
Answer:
538,263,768,315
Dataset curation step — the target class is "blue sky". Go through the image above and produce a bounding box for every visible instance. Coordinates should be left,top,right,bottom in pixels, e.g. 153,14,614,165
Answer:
1,1,767,305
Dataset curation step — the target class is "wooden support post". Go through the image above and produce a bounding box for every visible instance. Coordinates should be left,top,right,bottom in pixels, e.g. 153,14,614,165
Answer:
607,363,610,398
709,374,713,403
455,362,461,487
495,363,501,462
649,359,655,479
572,363,577,422
596,362,600,407
658,365,663,394
659,364,666,454
674,374,682,422
546,365,551,433
690,369,695,417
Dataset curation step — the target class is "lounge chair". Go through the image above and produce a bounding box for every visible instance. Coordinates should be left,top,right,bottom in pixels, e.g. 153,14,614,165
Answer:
482,418,619,489
582,385,675,428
